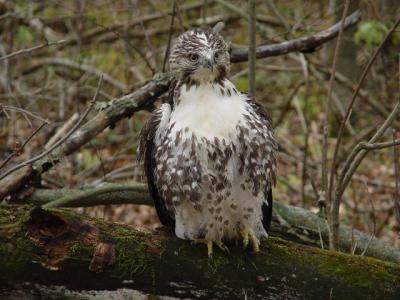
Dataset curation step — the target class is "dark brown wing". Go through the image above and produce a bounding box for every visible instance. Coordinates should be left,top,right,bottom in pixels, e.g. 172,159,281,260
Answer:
138,105,175,229
262,188,273,233
246,97,277,233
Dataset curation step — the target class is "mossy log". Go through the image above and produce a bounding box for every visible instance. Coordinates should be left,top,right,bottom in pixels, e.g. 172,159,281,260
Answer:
1,205,399,300
24,183,400,263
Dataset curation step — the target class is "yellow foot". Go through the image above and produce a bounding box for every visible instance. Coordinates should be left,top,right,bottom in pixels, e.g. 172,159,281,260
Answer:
194,239,229,258
240,227,261,253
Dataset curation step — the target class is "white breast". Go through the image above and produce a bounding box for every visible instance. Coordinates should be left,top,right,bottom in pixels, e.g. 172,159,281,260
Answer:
170,81,247,139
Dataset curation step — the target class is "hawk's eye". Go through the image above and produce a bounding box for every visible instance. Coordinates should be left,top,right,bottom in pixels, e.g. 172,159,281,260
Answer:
189,53,199,62
214,52,220,60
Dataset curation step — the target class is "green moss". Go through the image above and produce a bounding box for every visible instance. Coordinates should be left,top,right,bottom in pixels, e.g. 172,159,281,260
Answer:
97,222,157,279
68,243,93,262
0,242,30,280
316,252,399,291
0,206,42,280
261,236,400,294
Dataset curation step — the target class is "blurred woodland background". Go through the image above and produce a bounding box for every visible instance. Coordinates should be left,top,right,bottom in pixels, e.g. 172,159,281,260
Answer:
0,0,399,249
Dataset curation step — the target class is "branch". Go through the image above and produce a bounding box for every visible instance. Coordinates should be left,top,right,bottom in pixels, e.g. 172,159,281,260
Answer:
322,0,351,250
248,0,256,97
0,39,66,62
0,76,103,181
0,121,48,171
230,10,361,62
43,183,150,208
359,139,400,150
328,16,400,223
335,101,400,216
60,1,213,49
20,58,128,93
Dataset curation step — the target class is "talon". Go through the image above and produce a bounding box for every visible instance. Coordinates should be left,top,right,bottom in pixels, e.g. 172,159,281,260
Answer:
194,239,228,258
249,230,260,253
240,228,249,249
240,226,260,253
215,240,229,253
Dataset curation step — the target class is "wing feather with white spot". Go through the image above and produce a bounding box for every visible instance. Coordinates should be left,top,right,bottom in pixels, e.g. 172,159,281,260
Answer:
138,104,175,228
238,97,277,231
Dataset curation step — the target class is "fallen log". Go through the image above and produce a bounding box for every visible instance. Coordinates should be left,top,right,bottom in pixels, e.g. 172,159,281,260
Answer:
0,205,399,299
22,182,400,264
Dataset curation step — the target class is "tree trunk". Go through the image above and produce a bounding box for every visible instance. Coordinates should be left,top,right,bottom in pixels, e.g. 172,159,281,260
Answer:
1,205,399,299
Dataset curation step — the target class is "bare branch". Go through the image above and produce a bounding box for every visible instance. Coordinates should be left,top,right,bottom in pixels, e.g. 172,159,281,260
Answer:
0,122,48,171
248,0,256,97
21,58,128,93
322,0,350,250
326,15,400,249
0,76,103,181
43,183,150,208
230,10,361,62
0,40,66,62
335,101,400,208
44,113,79,149
393,129,400,227
162,1,177,73
329,16,400,202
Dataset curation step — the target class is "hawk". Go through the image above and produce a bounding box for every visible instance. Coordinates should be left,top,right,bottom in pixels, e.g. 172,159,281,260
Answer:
138,28,277,256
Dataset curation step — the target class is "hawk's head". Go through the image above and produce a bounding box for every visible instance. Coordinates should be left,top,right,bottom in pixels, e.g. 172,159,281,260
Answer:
169,29,230,83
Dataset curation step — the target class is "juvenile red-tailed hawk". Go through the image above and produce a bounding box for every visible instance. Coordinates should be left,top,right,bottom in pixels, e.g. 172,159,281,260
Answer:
138,28,277,257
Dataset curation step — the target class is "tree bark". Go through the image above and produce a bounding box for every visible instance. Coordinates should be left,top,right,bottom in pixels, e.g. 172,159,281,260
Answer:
1,205,399,299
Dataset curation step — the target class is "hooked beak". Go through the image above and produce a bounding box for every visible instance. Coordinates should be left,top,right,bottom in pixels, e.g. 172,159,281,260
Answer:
201,54,214,71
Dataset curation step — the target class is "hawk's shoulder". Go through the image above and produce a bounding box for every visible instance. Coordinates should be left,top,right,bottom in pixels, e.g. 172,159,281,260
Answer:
245,95,274,131
137,104,169,162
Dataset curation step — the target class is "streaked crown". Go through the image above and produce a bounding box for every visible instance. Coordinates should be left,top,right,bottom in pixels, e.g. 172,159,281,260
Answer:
169,29,230,82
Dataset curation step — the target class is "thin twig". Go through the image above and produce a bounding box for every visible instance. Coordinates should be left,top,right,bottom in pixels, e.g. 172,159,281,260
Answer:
321,0,350,249
275,80,305,126
0,122,48,171
328,15,400,249
162,1,177,73
393,129,400,227
2,105,49,123
328,16,400,206
93,23,155,75
230,10,361,62
45,112,79,149
336,101,400,205
202,0,208,26
0,76,103,180
0,39,66,62
265,0,291,33
248,0,256,97
21,57,127,92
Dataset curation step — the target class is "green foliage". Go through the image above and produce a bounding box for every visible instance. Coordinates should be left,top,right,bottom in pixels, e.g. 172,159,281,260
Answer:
354,20,388,47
